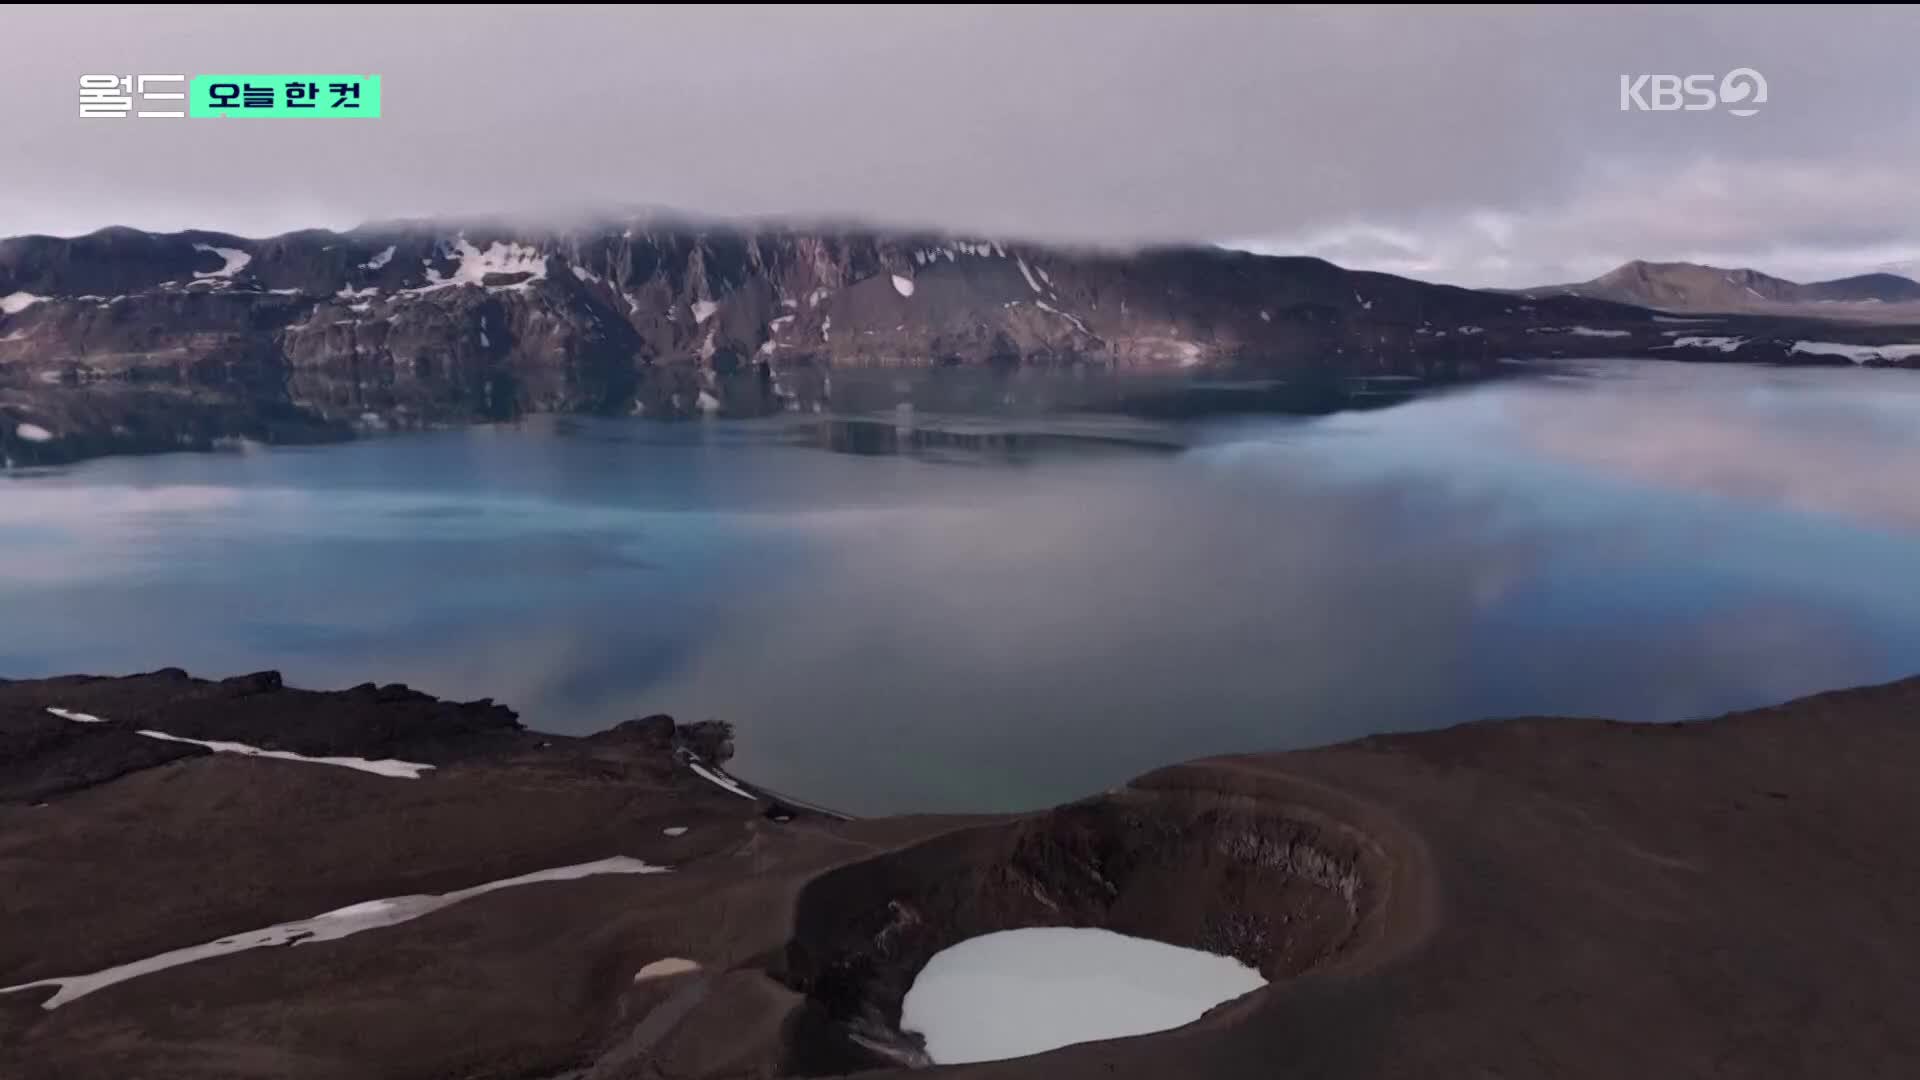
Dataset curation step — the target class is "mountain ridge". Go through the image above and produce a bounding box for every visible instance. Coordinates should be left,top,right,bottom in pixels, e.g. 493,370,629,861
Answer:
5,219,1920,466
1525,258,1920,316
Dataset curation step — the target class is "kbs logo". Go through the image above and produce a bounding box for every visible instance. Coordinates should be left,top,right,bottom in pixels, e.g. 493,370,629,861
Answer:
1619,68,1767,117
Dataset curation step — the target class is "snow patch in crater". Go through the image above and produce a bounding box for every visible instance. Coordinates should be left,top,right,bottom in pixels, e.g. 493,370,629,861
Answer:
901,927,1266,1064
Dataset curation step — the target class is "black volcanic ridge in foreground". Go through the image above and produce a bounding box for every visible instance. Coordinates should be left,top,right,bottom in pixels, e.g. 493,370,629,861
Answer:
2,667,1918,1078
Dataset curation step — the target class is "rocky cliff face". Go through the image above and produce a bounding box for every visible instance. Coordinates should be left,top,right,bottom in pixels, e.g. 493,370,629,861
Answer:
4,219,1918,466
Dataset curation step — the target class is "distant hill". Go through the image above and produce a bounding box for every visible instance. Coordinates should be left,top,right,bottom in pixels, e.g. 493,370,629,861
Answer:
1522,260,1920,319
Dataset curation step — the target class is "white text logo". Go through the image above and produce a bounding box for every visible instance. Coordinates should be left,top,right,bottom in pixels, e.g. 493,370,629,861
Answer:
1619,68,1767,117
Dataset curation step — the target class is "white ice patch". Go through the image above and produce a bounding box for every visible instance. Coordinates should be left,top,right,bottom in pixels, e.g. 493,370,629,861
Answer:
1033,301,1089,334
808,288,832,308
692,300,720,325
1016,258,1044,295
891,274,915,298
1568,326,1630,338
1667,336,1746,353
821,315,831,343
662,826,688,837
1790,341,1920,364
1353,292,1373,310
336,285,380,300
1259,311,1271,322
769,315,795,331
1,292,47,314
45,707,102,723
130,729,434,779
633,957,701,982
1458,326,1484,335
1035,266,1053,287
14,423,54,443
360,245,396,271
405,238,549,295
479,330,490,347
1176,342,1204,367
571,265,602,284
696,390,720,413
191,245,252,280
1,856,669,1010
900,927,1266,1064
686,759,755,800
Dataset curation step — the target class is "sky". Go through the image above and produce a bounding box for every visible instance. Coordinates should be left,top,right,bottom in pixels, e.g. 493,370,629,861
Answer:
3,5,1917,288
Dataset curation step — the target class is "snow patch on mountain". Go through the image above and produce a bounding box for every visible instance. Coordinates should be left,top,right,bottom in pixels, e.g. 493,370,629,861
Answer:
192,245,252,280
1034,301,1088,334
0,857,669,1010
1666,336,1746,353
406,238,549,295
1017,258,1045,295
1790,341,1920,364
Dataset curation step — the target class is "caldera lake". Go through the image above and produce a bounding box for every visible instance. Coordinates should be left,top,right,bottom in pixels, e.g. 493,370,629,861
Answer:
6,359,1920,814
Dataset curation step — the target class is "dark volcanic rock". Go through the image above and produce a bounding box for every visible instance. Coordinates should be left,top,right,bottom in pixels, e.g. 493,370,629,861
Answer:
780,788,1390,1072
0,669,527,780
3,669,1920,1080
0,706,205,803
586,713,679,749
673,719,736,764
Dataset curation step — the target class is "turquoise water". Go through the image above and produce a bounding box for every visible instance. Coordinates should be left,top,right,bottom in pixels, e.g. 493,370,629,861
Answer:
6,360,1920,814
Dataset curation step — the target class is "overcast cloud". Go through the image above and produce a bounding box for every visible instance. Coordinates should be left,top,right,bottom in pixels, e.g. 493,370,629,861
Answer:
2,5,1916,287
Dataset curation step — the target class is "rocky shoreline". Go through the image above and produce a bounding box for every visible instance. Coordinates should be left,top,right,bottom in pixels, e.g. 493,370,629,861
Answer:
3,668,1918,1078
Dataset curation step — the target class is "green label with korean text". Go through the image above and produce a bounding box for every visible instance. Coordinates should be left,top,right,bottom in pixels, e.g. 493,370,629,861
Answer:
190,75,381,118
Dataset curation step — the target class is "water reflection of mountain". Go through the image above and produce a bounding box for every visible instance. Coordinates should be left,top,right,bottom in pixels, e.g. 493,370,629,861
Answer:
805,413,1186,460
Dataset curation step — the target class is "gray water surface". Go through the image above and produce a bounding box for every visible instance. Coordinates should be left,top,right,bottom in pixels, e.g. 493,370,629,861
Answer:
7,360,1920,814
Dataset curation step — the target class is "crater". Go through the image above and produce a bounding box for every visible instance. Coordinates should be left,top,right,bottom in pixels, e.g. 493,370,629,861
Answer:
776,777,1411,1073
